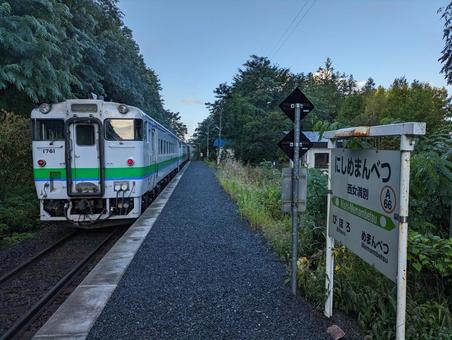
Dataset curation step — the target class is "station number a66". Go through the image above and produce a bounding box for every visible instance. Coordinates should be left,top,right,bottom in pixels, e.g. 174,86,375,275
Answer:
380,185,396,214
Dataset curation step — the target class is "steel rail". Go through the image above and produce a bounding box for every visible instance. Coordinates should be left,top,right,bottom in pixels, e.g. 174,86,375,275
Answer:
1,229,118,340
0,230,79,285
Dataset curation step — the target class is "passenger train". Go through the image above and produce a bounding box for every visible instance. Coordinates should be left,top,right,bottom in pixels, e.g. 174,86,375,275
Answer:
31,99,189,227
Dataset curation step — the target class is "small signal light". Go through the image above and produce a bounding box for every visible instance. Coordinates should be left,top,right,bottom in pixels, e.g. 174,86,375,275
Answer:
38,159,46,167
127,158,134,166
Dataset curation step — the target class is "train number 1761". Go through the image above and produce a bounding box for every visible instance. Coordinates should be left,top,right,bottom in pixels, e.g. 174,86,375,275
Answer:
42,148,56,154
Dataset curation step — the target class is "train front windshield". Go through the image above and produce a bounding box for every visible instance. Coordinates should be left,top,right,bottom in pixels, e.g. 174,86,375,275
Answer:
105,119,143,141
32,119,65,141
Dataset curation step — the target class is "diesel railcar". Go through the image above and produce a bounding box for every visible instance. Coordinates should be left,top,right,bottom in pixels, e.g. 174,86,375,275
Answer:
31,99,189,227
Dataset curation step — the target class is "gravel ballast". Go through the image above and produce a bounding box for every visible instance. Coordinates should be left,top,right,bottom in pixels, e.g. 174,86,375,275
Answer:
88,161,351,339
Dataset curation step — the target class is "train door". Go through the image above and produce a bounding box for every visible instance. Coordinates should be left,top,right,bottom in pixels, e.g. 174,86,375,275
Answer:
66,119,104,196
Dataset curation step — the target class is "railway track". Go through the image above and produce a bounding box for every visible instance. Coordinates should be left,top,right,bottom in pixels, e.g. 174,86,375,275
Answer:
0,227,127,339
0,162,182,339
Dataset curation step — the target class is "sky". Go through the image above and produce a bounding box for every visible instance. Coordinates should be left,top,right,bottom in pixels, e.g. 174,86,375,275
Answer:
118,0,451,137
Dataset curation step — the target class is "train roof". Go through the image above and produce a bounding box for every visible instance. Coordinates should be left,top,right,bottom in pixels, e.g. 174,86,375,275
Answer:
31,99,187,144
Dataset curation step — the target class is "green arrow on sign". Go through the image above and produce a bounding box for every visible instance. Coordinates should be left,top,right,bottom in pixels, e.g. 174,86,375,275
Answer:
331,196,396,231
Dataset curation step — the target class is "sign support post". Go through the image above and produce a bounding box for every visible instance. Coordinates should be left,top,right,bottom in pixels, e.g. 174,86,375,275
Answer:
324,138,336,317
290,103,301,295
396,134,414,340
277,88,314,296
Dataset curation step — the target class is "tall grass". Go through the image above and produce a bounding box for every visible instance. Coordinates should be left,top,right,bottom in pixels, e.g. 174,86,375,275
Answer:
216,160,452,339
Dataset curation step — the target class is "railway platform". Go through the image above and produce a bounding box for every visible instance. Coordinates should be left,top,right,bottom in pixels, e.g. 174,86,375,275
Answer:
35,161,354,339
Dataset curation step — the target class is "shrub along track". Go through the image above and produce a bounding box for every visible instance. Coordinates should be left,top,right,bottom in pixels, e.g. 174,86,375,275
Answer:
0,226,128,339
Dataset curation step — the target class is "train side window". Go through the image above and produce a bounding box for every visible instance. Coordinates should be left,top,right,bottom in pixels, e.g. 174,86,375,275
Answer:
32,119,64,141
76,124,95,146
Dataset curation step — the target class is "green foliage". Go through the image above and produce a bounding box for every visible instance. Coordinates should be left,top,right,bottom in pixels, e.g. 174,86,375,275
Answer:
167,111,188,139
439,2,452,85
195,56,298,164
0,0,77,110
0,0,186,133
0,111,41,244
217,160,452,339
0,111,33,193
409,128,452,237
409,231,452,278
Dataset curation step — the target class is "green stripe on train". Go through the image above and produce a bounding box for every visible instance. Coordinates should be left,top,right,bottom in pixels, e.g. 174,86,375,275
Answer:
33,156,184,180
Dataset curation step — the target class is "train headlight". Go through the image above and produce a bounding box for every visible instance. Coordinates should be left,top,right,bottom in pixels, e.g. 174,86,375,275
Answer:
118,104,129,114
39,103,52,114
121,184,128,191
114,184,121,191
37,159,46,167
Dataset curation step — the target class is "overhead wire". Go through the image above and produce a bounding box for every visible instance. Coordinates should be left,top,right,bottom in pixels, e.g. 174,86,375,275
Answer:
267,0,311,57
270,0,317,58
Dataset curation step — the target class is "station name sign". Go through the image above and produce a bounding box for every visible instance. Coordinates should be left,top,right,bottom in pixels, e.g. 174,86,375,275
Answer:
328,149,400,281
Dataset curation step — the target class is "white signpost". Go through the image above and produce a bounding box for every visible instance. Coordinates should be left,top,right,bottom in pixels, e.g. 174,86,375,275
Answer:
323,123,426,340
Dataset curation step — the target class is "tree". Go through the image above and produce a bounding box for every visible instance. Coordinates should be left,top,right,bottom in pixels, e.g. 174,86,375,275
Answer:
382,78,450,131
301,58,354,128
439,2,452,84
192,116,216,159
204,56,298,163
0,0,79,112
167,111,187,140
0,0,176,128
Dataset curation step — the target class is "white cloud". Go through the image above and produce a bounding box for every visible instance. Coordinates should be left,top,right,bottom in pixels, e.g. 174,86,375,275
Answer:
179,98,203,105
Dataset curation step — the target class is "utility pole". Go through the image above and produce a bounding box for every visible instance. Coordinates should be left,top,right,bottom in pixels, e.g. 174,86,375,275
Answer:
217,107,222,165
206,128,210,160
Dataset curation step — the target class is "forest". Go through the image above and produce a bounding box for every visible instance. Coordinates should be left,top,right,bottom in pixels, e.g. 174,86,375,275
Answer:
0,0,186,244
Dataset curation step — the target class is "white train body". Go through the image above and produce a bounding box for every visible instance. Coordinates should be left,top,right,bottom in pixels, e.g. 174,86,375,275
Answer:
31,99,189,227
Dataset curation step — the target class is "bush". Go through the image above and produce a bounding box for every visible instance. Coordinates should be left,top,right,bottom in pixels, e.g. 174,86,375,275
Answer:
0,111,41,246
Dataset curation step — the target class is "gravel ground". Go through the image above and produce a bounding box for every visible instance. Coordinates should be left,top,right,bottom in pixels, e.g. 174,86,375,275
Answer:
0,224,77,276
88,162,360,339
0,228,117,336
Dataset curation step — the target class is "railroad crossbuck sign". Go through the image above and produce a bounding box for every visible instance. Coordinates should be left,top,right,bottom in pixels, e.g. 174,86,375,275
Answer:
329,149,400,281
